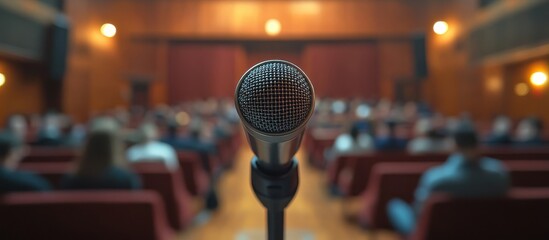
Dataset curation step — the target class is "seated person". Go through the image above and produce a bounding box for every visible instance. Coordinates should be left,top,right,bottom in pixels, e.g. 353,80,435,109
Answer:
61,119,141,190
212,118,235,140
127,123,179,171
327,124,373,160
387,122,510,235
34,113,64,146
484,115,513,146
513,117,545,147
374,120,407,151
161,123,183,148
4,114,28,143
0,133,51,193
408,118,450,154
60,118,87,148
174,120,216,154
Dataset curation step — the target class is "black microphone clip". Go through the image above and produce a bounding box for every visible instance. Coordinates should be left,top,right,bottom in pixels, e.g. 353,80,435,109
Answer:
251,157,298,240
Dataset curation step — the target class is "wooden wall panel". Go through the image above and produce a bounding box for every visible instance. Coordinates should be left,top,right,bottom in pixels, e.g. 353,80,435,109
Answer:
503,57,549,123
167,44,241,103
420,0,549,122
378,41,415,100
60,0,423,120
245,43,303,69
151,0,421,37
303,43,379,98
0,59,43,125
64,0,156,121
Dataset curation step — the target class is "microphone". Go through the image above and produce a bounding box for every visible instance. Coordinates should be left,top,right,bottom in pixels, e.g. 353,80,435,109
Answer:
235,60,315,240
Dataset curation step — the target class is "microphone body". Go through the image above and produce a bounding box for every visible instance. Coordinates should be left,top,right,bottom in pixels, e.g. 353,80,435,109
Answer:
235,60,314,240
243,124,305,173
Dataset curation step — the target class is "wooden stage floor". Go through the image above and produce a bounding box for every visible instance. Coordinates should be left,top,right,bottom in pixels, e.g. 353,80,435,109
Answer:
179,146,400,240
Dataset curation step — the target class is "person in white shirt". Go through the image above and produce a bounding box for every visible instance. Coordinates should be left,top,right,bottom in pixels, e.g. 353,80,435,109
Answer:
126,123,179,171
326,124,374,161
408,117,451,154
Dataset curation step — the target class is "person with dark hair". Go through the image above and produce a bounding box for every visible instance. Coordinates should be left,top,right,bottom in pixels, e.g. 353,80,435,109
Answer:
386,122,510,235
0,133,50,193
173,119,216,154
374,120,407,151
514,117,545,147
61,118,141,190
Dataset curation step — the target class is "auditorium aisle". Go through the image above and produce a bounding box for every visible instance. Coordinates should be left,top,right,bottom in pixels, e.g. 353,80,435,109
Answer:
179,145,399,240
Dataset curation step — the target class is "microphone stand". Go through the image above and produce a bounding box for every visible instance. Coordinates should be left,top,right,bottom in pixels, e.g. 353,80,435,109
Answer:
251,157,299,240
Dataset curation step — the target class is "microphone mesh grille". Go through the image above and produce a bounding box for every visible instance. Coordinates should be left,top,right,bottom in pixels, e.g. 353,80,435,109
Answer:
237,61,313,134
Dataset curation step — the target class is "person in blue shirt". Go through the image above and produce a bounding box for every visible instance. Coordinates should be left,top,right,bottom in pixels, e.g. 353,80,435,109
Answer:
387,121,510,235
0,133,51,193
374,120,407,151
61,118,141,190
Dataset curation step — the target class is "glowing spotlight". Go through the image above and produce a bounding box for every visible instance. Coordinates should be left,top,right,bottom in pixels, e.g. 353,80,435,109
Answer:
265,19,281,36
175,111,191,126
433,21,449,35
100,23,117,38
515,83,529,96
0,73,5,87
530,72,547,86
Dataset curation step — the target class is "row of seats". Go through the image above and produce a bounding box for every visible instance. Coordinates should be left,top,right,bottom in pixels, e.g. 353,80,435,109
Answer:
306,132,549,237
20,150,211,197
329,150,549,197
0,191,175,240
358,160,549,229
18,161,194,231
0,133,242,239
410,189,549,240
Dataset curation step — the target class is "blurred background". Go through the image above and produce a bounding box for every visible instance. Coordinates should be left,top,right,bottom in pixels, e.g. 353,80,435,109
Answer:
0,0,549,239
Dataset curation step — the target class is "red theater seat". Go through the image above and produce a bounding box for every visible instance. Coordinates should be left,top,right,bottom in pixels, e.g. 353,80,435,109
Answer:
0,191,174,240
177,151,210,196
359,161,549,230
22,147,77,163
359,162,438,229
17,162,72,188
482,147,549,160
131,162,194,231
216,137,235,167
306,128,339,168
331,148,549,197
410,189,549,240
335,153,446,196
506,160,549,188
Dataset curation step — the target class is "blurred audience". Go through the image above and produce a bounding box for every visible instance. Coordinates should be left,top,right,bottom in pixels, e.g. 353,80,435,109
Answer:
485,115,513,146
5,114,27,143
327,124,374,160
514,117,545,147
408,118,450,154
374,120,407,151
61,118,141,190
0,132,51,193
127,123,179,171
386,122,510,235
35,113,64,146
175,120,216,154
